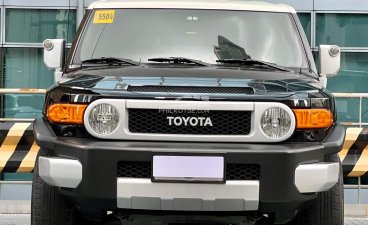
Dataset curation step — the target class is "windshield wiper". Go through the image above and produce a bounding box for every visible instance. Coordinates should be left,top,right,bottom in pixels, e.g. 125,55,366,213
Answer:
82,57,140,66
217,59,290,72
148,57,211,67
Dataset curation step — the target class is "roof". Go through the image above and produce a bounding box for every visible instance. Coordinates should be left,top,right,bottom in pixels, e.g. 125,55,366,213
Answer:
88,0,296,13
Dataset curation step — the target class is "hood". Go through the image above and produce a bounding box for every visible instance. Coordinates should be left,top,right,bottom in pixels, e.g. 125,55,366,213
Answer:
60,66,322,95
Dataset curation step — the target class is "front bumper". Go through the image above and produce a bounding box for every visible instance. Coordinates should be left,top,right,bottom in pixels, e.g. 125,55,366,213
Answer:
34,118,345,213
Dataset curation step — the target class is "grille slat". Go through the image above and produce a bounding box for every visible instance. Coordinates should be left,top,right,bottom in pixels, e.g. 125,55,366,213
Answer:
128,109,251,135
128,86,254,94
117,162,260,181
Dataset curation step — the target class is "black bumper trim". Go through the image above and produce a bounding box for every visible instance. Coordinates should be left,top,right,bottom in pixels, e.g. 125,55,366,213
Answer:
323,124,346,155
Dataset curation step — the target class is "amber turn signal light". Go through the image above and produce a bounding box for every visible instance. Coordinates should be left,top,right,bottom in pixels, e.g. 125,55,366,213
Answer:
293,109,333,129
47,104,87,124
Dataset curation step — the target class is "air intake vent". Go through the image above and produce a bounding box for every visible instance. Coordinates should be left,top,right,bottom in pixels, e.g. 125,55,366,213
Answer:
117,161,260,181
226,164,260,180
127,86,254,94
117,161,151,178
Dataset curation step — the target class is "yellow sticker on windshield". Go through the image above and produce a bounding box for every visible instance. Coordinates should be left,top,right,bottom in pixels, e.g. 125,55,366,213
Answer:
93,10,115,24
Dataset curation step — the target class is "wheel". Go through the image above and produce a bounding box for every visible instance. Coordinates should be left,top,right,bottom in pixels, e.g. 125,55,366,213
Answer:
31,149,98,225
293,154,344,225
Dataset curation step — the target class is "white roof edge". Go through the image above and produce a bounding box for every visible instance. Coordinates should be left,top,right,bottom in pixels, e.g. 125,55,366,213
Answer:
88,1,294,13
284,4,297,14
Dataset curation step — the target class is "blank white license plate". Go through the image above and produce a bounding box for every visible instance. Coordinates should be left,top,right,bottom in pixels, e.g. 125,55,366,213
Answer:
153,156,224,182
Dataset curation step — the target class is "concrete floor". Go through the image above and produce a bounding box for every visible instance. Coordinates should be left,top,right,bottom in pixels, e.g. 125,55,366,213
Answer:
345,218,368,225
0,201,367,225
0,214,367,225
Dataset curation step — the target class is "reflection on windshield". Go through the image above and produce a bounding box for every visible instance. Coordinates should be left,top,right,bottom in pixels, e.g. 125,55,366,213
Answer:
214,35,251,60
76,9,307,68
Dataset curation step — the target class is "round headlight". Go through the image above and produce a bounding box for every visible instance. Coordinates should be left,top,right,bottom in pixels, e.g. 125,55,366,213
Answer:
261,107,291,139
88,103,119,135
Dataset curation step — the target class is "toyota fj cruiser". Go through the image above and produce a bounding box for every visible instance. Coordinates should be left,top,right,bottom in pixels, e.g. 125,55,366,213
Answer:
32,1,345,224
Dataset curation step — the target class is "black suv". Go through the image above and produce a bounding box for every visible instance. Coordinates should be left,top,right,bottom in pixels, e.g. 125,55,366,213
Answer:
32,1,345,225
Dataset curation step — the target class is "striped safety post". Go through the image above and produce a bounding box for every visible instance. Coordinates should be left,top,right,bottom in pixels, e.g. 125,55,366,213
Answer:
0,88,46,174
0,122,39,173
339,127,368,177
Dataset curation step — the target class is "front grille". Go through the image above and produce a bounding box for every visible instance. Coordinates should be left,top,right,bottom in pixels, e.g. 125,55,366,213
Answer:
117,162,260,180
128,109,251,135
127,86,254,94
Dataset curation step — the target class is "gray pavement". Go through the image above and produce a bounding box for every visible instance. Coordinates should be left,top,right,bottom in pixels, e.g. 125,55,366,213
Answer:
0,214,367,225
0,201,367,225
344,218,368,225
0,214,29,225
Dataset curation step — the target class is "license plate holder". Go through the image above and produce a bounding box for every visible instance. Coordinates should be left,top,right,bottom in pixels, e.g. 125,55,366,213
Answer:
152,155,225,183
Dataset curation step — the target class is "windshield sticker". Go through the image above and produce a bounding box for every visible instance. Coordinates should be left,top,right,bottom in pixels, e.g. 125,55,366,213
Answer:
93,10,115,24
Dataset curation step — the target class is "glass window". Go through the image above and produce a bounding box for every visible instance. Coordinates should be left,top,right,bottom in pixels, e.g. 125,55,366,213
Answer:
327,52,368,93
4,48,54,88
334,97,359,123
4,93,45,118
362,98,368,124
297,13,311,44
316,13,368,47
2,173,33,181
327,52,368,123
3,48,54,118
344,177,358,185
5,9,77,43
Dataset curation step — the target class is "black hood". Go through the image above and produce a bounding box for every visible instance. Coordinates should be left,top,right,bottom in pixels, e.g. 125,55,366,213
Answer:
60,66,322,94
45,65,333,114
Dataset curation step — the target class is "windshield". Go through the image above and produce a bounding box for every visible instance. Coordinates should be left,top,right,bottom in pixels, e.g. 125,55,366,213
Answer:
73,9,308,68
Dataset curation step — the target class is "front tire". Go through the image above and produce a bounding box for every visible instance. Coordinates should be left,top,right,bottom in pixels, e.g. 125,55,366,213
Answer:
294,154,344,225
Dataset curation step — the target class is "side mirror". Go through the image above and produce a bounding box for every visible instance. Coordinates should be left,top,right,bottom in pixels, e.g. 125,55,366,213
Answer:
43,39,65,70
319,45,341,76
319,45,341,88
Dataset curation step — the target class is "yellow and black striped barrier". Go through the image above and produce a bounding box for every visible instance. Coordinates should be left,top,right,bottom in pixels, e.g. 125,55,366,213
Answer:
0,122,39,173
339,128,368,177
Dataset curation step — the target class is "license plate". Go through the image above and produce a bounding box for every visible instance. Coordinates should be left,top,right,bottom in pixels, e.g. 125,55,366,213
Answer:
152,156,224,182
